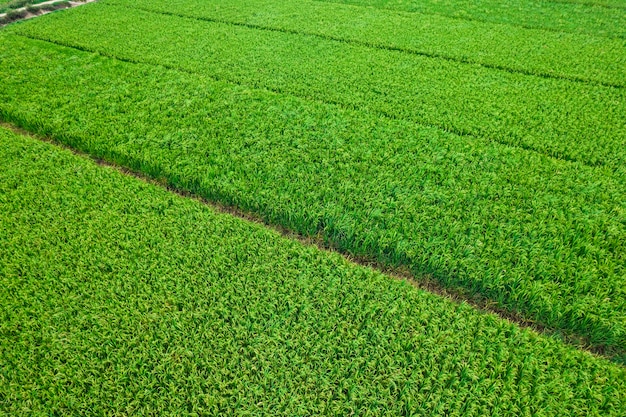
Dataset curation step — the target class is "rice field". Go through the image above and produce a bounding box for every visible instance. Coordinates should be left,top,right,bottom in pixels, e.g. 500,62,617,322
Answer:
2,127,625,415
0,0,624,414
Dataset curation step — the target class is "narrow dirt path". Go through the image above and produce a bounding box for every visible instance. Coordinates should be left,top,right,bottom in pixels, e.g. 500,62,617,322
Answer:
0,0,95,23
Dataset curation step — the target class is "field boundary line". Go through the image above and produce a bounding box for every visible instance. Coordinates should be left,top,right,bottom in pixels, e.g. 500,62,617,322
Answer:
103,2,625,90
13,32,619,176
1,118,623,365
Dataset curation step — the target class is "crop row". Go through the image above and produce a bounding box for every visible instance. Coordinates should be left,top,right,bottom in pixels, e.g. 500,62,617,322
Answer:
104,0,626,88
318,0,626,38
10,5,626,173
1,34,624,349
1,126,625,415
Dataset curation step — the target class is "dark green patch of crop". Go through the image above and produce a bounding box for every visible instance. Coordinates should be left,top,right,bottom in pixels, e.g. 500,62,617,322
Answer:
9,5,626,172
317,0,626,38
0,34,624,350
103,0,626,88
1,126,626,416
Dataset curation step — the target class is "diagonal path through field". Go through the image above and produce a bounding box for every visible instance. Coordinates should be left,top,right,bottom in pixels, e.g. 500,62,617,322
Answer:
1,119,618,359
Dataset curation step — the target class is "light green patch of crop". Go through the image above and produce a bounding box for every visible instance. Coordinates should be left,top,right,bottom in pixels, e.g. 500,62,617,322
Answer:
9,5,626,171
103,0,626,88
1,126,625,416
317,0,626,38
0,34,624,350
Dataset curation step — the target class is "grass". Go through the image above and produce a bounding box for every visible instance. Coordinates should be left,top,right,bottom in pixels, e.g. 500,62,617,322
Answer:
103,0,626,88
1,126,625,416
317,0,626,38
0,32,624,351
10,4,626,172
0,9,27,23
556,0,626,7
0,0,71,25
0,0,57,14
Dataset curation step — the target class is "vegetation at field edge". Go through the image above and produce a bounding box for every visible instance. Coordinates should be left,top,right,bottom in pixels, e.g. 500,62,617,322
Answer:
0,0,59,14
0,1,72,26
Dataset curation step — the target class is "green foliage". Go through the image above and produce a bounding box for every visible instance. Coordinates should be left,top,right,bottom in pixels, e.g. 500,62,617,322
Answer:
0,34,624,349
4,8,25,18
553,0,626,8
0,0,53,14
103,0,626,88
318,0,626,38
9,4,626,171
42,1,70,12
1,127,625,416
0,0,72,25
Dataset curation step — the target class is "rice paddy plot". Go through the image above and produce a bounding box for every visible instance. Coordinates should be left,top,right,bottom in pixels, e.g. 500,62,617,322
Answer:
10,4,626,172
0,32,624,350
317,0,626,38
104,0,626,88
1,126,625,416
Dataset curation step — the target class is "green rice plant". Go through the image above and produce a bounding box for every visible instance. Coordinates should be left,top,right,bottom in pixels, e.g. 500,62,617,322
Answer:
0,0,71,24
103,0,626,88
316,0,626,38
0,34,624,350
1,126,625,415
9,5,626,173
551,0,626,9
545,0,626,9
